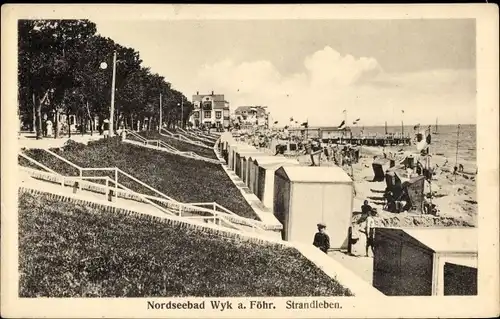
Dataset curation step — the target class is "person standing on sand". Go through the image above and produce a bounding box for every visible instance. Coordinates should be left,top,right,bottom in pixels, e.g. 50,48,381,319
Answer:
361,200,372,215
304,139,315,166
360,209,376,257
313,223,330,254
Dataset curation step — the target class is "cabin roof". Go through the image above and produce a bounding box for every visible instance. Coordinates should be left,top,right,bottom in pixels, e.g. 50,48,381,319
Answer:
393,227,478,254
277,166,353,183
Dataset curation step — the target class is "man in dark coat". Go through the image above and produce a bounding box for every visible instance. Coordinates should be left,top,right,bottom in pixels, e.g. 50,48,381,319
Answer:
313,223,330,253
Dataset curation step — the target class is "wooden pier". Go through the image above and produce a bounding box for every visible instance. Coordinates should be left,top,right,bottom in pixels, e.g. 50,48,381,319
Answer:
283,126,413,146
324,135,412,146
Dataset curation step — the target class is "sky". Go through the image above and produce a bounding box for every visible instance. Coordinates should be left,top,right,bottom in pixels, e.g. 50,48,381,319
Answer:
94,19,476,126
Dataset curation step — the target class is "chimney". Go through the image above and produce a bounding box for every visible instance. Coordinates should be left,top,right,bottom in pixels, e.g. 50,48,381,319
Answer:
196,91,199,95
211,90,214,95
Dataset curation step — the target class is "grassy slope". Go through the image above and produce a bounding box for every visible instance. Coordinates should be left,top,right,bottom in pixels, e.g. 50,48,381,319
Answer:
22,138,258,220
139,131,217,159
19,191,352,297
165,129,217,146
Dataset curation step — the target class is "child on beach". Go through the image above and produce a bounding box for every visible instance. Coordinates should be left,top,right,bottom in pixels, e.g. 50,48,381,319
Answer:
313,223,330,254
361,200,372,215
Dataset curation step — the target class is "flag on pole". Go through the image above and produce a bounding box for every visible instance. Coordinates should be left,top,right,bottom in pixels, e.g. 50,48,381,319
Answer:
338,120,346,129
289,117,294,122
342,110,346,114
274,121,278,124
353,118,361,125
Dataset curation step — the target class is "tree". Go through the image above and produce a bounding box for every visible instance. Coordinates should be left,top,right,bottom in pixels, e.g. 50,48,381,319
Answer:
18,19,192,137
18,19,97,139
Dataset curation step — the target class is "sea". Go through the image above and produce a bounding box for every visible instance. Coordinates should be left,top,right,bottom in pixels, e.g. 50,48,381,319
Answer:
350,124,477,165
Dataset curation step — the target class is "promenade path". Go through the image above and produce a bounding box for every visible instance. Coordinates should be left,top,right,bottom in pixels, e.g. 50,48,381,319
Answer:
330,251,374,285
18,132,104,149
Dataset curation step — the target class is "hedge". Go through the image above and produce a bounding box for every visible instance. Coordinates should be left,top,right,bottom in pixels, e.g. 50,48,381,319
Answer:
18,191,353,297
20,138,258,220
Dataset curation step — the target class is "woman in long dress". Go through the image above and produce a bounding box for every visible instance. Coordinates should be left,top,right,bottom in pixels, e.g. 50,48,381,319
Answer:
46,120,53,137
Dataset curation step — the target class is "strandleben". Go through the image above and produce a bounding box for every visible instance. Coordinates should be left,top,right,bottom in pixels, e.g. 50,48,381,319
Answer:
286,300,340,309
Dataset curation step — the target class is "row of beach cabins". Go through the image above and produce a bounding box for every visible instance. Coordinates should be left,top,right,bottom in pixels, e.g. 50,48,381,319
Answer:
216,131,478,297
217,132,354,251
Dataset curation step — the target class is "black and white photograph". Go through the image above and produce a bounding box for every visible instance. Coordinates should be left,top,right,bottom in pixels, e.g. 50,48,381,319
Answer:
1,4,498,319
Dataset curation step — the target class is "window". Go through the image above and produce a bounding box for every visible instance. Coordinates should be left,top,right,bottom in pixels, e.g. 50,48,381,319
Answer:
215,111,222,119
204,111,211,119
203,102,212,110
193,111,199,119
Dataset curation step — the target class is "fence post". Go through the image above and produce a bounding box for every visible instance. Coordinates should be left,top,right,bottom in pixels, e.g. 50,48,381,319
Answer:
79,169,82,189
114,168,118,201
61,175,64,187
347,226,353,255
105,178,109,200
73,181,79,194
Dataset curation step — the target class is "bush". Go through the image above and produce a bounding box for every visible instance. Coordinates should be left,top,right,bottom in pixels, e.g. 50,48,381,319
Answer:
62,139,87,152
20,137,258,219
18,191,353,297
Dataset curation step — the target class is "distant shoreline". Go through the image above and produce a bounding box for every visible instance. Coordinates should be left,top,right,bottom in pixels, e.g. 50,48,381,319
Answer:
271,124,476,129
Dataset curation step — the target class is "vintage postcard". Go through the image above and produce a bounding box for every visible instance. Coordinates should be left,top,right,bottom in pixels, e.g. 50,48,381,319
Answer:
1,4,499,319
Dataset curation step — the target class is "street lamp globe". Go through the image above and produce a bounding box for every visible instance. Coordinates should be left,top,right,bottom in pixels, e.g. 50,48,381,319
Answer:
100,62,108,70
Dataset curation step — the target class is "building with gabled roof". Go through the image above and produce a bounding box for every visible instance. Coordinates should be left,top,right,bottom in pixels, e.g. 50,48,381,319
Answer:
233,105,269,128
190,91,230,129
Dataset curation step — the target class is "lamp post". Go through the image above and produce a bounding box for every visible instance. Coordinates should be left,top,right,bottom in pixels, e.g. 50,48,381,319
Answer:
401,109,405,138
177,98,184,128
100,50,117,137
159,92,162,132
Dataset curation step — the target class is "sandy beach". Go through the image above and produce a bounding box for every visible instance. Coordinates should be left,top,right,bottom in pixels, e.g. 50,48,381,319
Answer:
288,144,477,229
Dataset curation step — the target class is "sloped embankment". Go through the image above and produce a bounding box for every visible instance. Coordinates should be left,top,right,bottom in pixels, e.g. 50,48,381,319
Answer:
139,131,218,160
20,138,258,220
19,191,353,297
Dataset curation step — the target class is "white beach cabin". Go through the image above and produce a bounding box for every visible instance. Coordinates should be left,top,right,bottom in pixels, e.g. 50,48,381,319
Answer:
247,155,285,191
240,151,265,184
219,132,233,153
229,143,255,171
235,150,262,181
373,227,478,296
219,133,234,163
256,160,300,210
273,166,354,250
227,142,239,169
